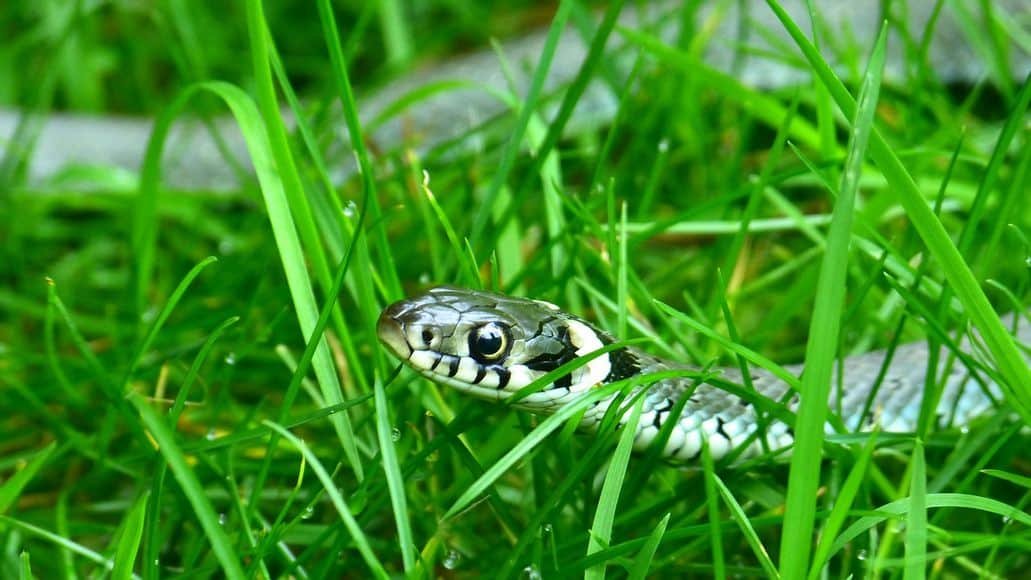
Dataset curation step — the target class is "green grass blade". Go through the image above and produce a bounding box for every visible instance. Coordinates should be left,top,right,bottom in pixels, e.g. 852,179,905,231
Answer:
469,0,574,246
262,421,389,579
373,376,416,572
765,0,1031,420
779,20,887,579
828,493,1031,557
808,431,880,578
904,439,928,580
585,395,644,580
701,441,726,580
713,475,779,579
129,393,244,579
112,493,148,580
244,0,366,478
0,442,56,515
627,513,670,580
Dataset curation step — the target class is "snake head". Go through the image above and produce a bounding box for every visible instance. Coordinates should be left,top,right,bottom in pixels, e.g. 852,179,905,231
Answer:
377,286,615,405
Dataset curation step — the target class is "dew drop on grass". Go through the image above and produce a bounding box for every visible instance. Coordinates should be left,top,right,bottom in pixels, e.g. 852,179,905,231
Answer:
302,505,314,519
218,513,227,525
443,549,462,570
657,138,670,153
523,565,542,580
205,428,217,441
391,427,401,442
218,238,236,255
857,549,868,560
224,352,237,365
343,200,357,218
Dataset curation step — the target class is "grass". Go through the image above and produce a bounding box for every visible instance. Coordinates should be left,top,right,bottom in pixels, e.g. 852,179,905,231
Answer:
1,1,1030,578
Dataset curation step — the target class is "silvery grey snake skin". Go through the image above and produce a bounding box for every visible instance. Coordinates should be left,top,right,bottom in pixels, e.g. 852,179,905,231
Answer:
378,286,1030,464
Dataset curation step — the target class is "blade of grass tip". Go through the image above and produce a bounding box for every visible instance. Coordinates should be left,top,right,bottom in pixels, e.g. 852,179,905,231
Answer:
0,442,56,514
585,395,645,580
982,469,1031,489
713,476,779,579
185,80,364,479
315,0,400,297
372,375,416,573
617,201,628,339
808,431,879,579
766,0,1031,418
168,316,240,426
44,280,79,405
627,513,670,580
252,198,372,518
701,441,726,580
129,393,245,579
112,493,148,580
468,0,575,247
0,515,115,572
246,1,370,474
828,493,1031,558
121,256,218,389
262,421,389,579
420,173,481,285
779,20,887,580
904,439,927,580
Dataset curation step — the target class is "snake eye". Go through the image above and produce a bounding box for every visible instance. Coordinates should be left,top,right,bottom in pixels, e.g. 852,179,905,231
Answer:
468,322,510,362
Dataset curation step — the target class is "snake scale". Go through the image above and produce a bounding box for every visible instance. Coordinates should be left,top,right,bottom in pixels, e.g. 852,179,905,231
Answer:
378,286,1030,464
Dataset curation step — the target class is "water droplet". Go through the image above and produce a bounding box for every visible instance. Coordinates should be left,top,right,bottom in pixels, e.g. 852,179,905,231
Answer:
1002,515,1012,524
301,505,315,519
523,565,542,580
391,427,401,442
218,513,227,525
542,523,553,536
443,550,462,570
343,200,358,218
224,352,237,365
657,138,670,153
205,428,217,441
418,272,431,284
218,238,236,254
857,549,867,561
141,307,158,324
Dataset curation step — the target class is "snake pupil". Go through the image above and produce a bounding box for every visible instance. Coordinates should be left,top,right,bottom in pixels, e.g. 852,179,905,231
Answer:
421,329,434,346
469,323,509,362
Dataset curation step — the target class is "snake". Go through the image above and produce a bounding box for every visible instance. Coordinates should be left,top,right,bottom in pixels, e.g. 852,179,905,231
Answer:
377,286,1030,464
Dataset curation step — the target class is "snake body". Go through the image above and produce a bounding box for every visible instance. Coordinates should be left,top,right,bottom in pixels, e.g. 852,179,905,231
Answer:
378,286,1029,463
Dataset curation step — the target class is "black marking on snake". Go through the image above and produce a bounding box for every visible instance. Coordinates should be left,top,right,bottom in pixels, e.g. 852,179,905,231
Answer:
473,365,486,384
524,326,579,373
651,409,666,429
447,357,461,377
430,353,443,371
495,367,511,390
532,315,560,340
716,417,731,440
603,347,641,383
555,374,573,390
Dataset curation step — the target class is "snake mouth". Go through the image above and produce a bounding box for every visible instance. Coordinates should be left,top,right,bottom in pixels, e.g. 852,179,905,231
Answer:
377,305,412,359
